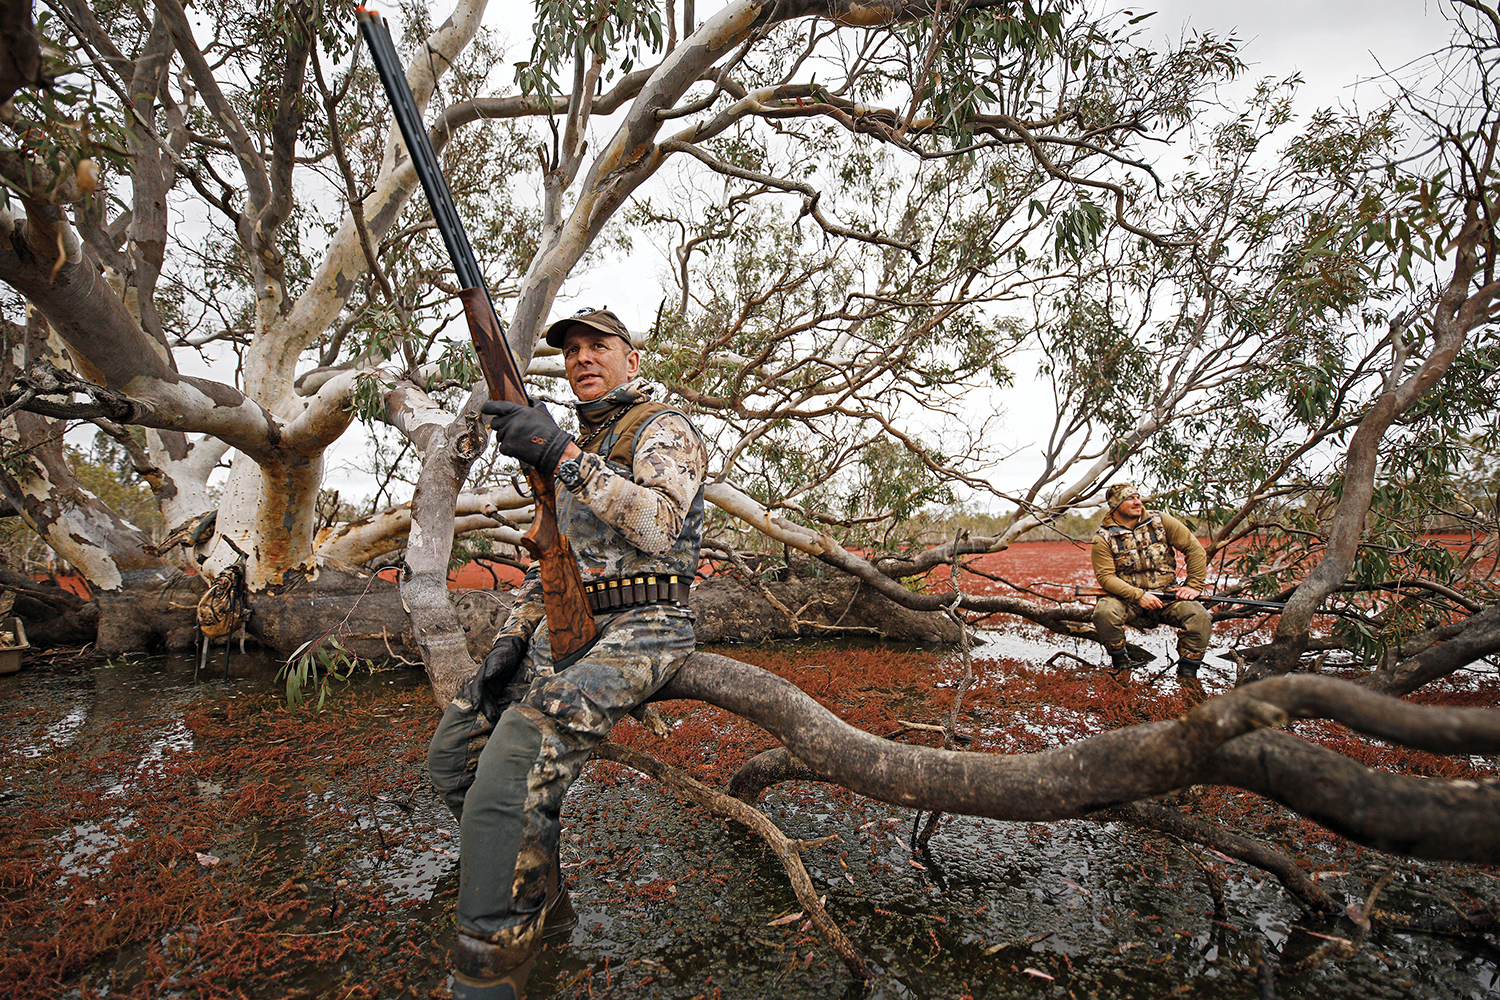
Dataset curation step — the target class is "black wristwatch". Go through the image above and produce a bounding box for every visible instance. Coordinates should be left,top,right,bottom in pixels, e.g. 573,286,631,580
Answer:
555,456,585,490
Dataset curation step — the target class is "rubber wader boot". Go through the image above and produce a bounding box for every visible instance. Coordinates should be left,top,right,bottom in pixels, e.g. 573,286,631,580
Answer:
541,855,578,941
450,948,536,1000
1107,646,1132,683
450,935,540,1000
452,853,574,999
1176,657,1205,703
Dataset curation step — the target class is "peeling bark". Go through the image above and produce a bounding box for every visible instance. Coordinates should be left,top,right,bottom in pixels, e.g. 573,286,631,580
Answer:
0,409,170,592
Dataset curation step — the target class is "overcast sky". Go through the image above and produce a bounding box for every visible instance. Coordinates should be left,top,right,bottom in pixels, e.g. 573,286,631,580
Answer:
1139,0,1454,107
543,0,1463,317
320,0,1467,500
987,0,1460,500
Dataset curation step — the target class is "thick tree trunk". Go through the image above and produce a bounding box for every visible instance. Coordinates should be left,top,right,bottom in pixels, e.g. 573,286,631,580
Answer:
94,575,203,655
77,567,419,660
0,0,491,594
0,410,172,592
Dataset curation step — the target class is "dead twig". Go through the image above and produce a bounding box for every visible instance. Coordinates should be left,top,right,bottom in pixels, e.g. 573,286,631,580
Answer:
593,739,869,981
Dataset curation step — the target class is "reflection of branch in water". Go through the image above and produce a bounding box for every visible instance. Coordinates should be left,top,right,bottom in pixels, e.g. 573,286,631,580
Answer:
1101,800,1337,915
1278,867,1395,976
913,539,978,854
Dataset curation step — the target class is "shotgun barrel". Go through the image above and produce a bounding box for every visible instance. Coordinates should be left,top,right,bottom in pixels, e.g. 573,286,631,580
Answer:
356,7,597,662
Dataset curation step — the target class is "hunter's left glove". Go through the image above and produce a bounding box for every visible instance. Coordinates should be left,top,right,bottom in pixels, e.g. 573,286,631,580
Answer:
480,399,573,474
456,634,528,722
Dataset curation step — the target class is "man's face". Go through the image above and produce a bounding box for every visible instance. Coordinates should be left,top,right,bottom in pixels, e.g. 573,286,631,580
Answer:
562,328,639,402
1116,492,1145,519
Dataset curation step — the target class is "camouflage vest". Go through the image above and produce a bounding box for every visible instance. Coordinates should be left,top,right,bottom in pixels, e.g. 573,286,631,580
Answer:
556,393,704,584
1097,512,1176,590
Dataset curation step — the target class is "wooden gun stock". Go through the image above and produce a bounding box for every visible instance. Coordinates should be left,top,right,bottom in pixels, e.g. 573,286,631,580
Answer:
457,289,597,660
1075,585,1120,599
360,9,596,662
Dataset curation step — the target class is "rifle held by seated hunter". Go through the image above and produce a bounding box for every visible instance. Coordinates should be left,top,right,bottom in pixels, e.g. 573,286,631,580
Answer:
356,7,597,662
1074,585,1288,611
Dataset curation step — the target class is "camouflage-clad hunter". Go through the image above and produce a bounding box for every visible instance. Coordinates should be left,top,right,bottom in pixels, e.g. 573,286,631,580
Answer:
1090,482,1210,692
427,308,706,1000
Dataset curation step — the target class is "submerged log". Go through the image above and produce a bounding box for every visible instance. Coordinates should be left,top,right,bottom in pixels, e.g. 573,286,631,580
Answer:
68,565,418,660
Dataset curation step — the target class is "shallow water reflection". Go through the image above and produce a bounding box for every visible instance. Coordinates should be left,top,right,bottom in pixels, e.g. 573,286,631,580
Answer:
1,653,1496,1000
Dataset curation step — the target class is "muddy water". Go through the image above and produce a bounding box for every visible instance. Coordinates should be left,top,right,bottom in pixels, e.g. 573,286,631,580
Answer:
2,651,1497,1000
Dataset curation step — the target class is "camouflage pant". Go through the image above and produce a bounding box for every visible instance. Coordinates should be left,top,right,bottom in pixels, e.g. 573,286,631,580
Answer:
1093,596,1211,659
427,605,695,940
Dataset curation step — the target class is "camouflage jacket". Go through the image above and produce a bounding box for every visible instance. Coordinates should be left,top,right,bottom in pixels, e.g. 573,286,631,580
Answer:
501,379,706,640
1090,509,1206,602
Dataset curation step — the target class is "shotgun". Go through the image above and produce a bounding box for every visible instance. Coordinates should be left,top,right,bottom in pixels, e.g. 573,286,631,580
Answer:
356,7,597,662
1073,585,1288,611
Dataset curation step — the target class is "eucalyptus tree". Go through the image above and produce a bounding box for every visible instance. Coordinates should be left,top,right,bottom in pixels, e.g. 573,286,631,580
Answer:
1,0,1499,981
1108,28,1500,681
661,64,1499,682
0,0,1485,668
0,0,1235,659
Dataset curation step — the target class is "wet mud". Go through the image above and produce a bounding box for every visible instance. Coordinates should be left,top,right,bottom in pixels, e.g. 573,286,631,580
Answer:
2,645,1497,999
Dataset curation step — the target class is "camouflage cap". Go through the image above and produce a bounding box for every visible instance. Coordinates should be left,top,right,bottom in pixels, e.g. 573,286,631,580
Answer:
1105,482,1141,510
544,308,637,349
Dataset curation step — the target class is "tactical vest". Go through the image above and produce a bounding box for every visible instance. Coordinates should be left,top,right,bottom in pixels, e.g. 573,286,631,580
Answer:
1097,512,1176,590
556,398,705,585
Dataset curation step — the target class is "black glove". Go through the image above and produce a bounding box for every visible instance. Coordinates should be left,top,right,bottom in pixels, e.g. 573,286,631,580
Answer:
480,400,573,474
456,634,528,722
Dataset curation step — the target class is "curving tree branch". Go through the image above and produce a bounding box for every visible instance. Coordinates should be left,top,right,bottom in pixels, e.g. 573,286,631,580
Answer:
662,654,1500,863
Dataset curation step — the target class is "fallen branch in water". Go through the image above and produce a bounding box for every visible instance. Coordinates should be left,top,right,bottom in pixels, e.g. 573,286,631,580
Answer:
592,739,869,981
667,656,1500,862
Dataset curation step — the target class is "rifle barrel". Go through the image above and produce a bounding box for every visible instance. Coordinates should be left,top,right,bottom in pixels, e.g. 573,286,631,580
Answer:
1202,596,1288,609
1073,585,1286,610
